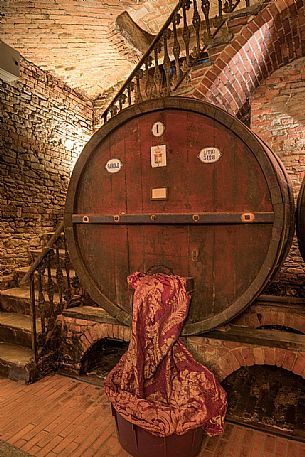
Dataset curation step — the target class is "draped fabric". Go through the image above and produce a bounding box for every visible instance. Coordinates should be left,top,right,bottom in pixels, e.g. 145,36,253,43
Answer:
104,272,227,437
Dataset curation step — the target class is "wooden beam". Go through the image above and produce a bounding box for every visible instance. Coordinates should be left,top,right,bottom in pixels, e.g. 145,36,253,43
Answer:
204,325,305,351
257,294,305,306
116,11,155,54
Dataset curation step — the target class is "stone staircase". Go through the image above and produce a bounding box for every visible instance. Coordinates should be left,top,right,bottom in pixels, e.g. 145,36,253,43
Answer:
0,232,75,383
0,313,37,383
0,263,40,383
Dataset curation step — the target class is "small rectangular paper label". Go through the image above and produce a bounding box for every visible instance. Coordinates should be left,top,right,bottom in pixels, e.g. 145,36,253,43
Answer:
151,145,166,168
151,187,167,200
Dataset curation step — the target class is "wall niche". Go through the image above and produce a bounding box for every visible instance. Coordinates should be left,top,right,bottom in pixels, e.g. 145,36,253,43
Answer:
80,338,129,385
222,365,305,439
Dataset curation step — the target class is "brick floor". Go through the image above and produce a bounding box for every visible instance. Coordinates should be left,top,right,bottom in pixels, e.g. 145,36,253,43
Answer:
0,374,305,457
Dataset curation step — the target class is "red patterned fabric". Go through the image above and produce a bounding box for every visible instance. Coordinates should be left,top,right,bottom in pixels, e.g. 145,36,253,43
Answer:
104,272,227,437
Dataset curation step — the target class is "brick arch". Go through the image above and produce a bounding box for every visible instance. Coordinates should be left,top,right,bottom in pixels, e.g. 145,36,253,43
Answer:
257,314,305,334
219,346,305,381
192,0,305,115
186,337,305,382
79,322,130,360
232,307,305,334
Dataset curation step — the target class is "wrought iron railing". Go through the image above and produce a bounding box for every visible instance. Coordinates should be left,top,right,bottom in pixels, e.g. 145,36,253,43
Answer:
20,221,85,363
101,0,257,124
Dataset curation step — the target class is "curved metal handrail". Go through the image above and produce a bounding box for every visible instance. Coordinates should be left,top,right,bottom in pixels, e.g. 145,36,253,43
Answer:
20,220,64,286
101,0,260,124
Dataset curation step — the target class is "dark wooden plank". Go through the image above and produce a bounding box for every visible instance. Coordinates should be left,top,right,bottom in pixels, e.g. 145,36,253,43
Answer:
257,294,305,306
297,174,305,262
201,325,305,351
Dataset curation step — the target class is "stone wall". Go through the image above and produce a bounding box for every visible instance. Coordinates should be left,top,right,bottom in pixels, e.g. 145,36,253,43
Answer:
251,57,305,295
0,57,93,279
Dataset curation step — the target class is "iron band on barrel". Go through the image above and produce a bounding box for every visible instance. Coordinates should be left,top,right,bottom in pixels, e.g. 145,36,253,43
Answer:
72,212,274,225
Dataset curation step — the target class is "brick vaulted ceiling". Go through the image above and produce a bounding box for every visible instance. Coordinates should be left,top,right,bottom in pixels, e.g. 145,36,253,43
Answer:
0,0,176,100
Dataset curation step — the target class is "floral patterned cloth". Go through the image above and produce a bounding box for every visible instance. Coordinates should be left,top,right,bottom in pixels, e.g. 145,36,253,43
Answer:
104,272,227,437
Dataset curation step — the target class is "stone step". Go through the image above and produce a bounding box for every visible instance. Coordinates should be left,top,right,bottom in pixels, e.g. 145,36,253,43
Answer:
29,247,67,260
15,266,76,287
40,231,64,247
63,305,121,325
0,287,62,316
0,312,41,348
0,342,35,383
28,248,73,272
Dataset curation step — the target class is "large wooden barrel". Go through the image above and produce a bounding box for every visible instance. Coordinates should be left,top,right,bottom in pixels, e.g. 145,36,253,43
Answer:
297,176,305,261
64,97,294,335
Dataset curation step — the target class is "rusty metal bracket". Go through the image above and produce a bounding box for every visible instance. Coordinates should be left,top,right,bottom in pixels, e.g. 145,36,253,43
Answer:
192,214,200,222
241,212,255,223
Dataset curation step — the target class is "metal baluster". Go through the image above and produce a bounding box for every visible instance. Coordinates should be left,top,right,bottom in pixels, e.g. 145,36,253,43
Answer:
192,0,201,58
224,0,233,13
173,14,181,86
218,0,223,20
63,235,72,308
103,111,108,125
163,28,171,95
135,69,143,103
201,0,211,38
118,95,123,112
153,44,162,97
30,273,38,363
55,239,63,313
145,57,152,100
110,104,118,118
46,250,55,328
72,273,81,298
182,1,191,69
118,93,127,112
127,84,132,106
37,263,46,337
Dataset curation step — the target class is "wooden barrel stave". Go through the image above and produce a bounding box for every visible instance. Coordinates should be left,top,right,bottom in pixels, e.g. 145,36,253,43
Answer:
297,176,305,262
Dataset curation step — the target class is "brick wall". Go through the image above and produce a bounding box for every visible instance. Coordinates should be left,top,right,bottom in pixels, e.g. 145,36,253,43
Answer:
183,0,305,118
0,0,142,99
0,57,93,278
251,57,305,295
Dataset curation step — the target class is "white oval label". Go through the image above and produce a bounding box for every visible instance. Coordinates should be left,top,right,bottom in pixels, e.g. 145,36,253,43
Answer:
152,121,165,137
105,158,122,173
199,147,221,164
